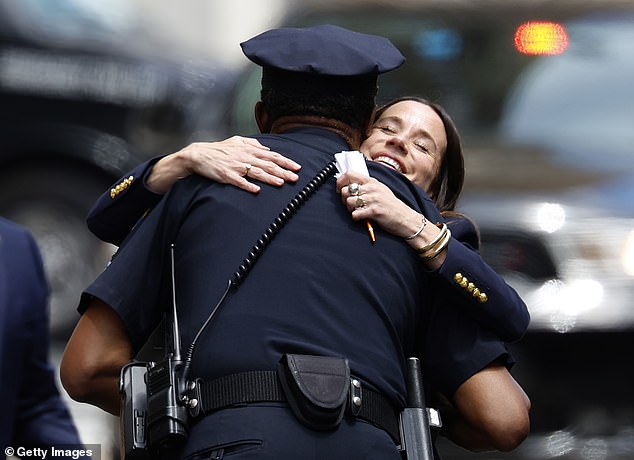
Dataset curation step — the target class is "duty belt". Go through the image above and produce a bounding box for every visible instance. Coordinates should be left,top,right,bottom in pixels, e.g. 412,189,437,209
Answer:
188,370,402,444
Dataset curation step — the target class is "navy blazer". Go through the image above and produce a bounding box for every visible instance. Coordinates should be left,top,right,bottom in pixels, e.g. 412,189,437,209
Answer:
86,158,164,246
432,215,529,343
86,156,529,343
0,218,81,448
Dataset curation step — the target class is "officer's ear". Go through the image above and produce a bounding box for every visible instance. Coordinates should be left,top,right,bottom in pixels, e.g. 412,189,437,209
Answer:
255,101,271,133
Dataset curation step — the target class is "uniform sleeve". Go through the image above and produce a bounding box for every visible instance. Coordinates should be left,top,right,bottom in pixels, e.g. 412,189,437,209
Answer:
10,226,82,447
422,291,513,398
433,215,530,343
80,179,194,354
86,157,165,245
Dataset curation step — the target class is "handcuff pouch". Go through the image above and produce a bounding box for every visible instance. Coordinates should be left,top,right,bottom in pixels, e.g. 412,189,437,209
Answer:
277,354,350,431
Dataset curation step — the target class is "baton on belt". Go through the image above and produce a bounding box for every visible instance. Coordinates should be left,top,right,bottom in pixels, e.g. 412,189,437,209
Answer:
399,357,441,460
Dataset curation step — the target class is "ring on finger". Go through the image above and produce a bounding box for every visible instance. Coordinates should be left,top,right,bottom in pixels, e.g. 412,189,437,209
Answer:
243,163,252,177
355,196,366,208
349,182,360,196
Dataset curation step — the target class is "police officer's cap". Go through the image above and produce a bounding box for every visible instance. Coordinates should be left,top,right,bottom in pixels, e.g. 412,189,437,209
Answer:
241,24,405,96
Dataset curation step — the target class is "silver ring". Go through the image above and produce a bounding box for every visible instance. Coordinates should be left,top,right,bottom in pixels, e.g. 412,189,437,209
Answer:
349,182,360,196
243,163,252,176
355,196,366,208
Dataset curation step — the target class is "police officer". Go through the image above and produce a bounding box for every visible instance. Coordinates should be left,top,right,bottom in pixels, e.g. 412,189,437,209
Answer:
1,218,82,452
62,25,518,459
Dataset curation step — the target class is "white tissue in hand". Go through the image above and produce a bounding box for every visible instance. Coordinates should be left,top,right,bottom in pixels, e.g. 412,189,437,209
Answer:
334,151,369,177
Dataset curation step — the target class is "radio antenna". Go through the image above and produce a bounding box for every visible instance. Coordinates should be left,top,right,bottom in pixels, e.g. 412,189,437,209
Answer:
169,243,182,361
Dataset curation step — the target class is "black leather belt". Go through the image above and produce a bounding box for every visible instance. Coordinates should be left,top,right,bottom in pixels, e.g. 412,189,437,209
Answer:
190,370,401,444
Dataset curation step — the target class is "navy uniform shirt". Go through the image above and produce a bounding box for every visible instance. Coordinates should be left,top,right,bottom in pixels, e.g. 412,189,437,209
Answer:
81,128,509,407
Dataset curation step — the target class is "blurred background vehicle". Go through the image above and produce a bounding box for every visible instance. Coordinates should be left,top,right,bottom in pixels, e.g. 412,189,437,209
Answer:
226,1,634,459
0,0,234,340
0,0,235,456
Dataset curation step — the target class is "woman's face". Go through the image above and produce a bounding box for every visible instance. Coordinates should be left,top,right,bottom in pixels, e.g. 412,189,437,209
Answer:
361,100,447,192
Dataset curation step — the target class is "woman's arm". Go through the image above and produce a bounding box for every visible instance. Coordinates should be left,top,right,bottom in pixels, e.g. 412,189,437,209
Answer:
146,136,300,194
336,171,530,342
435,217,530,342
87,158,163,245
87,136,301,245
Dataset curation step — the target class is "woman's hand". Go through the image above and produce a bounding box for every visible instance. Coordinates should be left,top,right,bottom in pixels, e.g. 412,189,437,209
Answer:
336,171,448,268
147,136,301,194
336,171,422,238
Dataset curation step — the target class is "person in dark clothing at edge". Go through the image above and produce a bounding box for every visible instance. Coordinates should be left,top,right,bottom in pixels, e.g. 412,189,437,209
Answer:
61,25,529,459
1,218,83,457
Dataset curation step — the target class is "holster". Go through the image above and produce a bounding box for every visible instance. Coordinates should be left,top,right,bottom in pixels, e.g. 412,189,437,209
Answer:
277,354,350,431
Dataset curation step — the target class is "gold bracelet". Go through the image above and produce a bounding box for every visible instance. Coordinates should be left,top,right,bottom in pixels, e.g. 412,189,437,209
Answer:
419,228,452,260
415,223,447,254
405,214,427,240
